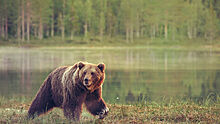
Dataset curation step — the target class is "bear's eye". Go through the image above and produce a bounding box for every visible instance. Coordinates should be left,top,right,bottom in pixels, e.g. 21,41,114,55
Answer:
83,71,87,75
91,72,94,75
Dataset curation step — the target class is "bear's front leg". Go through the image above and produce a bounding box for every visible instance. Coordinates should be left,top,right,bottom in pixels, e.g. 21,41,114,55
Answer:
63,103,82,121
62,87,86,121
85,87,109,119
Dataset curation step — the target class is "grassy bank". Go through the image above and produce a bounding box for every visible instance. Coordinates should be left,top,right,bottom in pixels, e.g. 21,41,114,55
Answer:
1,37,220,51
0,96,219,123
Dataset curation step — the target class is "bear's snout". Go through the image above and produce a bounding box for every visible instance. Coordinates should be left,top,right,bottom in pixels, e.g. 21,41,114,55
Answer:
83,78,92,86
84,78,89,84
98,107,109,119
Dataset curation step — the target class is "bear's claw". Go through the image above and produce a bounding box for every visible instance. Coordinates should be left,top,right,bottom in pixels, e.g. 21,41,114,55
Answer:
98,107,109,119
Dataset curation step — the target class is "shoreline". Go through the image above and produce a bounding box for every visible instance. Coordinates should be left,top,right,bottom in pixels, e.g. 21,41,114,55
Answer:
0,44,220,52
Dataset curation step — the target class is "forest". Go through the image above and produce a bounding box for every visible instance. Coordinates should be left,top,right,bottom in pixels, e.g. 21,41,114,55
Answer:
0,0,220,44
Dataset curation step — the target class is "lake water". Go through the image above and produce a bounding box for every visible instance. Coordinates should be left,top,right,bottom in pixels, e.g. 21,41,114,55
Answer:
0,47,219,104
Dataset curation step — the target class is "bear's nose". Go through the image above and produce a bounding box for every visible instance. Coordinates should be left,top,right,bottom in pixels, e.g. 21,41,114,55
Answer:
84,78,89,84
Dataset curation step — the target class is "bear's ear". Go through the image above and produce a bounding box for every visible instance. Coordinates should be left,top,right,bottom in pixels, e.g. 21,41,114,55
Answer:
78,62,85,70
98,63,105,72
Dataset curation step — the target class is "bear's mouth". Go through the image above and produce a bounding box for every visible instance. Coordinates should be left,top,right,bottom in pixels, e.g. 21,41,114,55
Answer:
84,82,93,88
86,84,92,88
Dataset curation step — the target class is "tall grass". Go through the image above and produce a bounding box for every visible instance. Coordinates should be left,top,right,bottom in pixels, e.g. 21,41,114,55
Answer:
0,95,219,123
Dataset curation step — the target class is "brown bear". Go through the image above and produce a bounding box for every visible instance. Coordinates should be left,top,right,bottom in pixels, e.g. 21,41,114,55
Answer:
28,61,109,121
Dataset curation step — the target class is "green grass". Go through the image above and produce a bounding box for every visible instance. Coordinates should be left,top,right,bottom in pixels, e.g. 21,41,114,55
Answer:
1,37,220,51
0,96,219,123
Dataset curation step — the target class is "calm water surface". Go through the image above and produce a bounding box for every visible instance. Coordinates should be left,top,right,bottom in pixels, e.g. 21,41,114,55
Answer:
0,47,219,104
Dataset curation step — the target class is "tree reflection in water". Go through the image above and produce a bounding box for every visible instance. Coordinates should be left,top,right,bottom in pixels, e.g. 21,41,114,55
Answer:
0,48,219,104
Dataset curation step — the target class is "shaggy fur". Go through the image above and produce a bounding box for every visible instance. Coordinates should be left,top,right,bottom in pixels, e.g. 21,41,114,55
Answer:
28,62,108,121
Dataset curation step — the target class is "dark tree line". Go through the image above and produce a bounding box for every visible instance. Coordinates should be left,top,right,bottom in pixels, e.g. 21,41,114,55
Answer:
0,0,219,43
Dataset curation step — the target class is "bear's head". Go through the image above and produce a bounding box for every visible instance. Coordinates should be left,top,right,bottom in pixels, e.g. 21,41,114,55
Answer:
78,62,105,92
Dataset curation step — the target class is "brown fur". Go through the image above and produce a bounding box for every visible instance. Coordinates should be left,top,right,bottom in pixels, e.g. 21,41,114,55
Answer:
28,62,108,121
